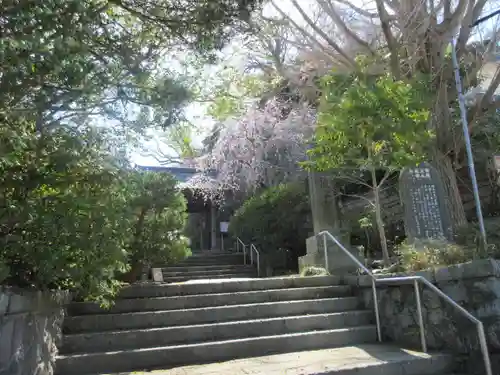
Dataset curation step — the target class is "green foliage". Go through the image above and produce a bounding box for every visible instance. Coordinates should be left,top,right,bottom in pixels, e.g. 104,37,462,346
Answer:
0,114,190,303
0,113,132,303
1,0,262,129
229,182,311,262
307,66,434,173
205,67,279,121
396,240,478,272
127,172,191,268
300,266,330,277
159,122,201,160
395,216,500,271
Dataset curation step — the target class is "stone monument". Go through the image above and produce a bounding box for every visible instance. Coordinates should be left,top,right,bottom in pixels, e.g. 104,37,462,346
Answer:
299,171,361,274
399,162,453,242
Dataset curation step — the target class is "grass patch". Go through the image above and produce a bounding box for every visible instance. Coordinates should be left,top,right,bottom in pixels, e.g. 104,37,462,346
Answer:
395,239,493,272
300,266,330,276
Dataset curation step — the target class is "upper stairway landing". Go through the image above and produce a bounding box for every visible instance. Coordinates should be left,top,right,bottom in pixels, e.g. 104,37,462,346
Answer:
155,251,257,283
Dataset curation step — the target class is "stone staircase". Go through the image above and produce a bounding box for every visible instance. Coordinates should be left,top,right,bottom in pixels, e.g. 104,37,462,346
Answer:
55,252,459,375
159,251,256,283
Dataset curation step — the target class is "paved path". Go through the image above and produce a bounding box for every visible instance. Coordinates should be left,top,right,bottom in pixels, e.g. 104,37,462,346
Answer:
104,344,440,375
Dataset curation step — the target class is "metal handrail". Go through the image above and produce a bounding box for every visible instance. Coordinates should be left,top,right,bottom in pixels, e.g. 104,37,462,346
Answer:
318,230,492,375
235,237,247,265
250,243,261,277
235,237,260,276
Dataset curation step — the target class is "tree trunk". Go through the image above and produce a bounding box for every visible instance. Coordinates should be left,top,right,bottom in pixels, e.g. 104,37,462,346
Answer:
431,87,467,235
371,168,390,266
433,151,467,234
119,261,143,284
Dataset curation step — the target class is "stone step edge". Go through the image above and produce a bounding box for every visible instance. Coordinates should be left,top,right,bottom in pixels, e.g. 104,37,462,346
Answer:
57,325,376,360
66,296,358,319
125,275,339,288
161,264,253,270
162,273,257,280
162,268,255,275
117,276,342,298
68,285,353,317
69,285,351,308
162,269,257,278
63,310,373,339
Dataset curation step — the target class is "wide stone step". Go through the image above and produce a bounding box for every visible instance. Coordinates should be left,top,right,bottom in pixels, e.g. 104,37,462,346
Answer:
177,253,245,261
172,260,245,267
161,264,254,273
64,297,360,333
67,285,352,315
162,272,256,283
133,345,454,375
55,326,377,375
118,275,341,298
162,267,255,277
61,310,373,354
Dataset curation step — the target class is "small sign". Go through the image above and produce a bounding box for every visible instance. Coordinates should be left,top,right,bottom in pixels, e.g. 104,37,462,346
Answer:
151,268,164,282
494,155,500,171
220,222,229,233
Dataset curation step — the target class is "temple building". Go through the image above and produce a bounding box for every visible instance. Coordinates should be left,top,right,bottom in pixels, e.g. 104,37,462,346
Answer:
136,165,232,252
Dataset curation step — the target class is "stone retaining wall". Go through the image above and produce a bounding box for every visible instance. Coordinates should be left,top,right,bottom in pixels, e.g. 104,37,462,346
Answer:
0,287,69,375
344,259,500,373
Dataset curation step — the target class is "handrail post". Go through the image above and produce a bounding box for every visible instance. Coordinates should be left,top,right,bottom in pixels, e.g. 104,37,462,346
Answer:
256,246,260,277
243,244,247,265
477,322,493,375
414,279,427,352
250,247,254,265
372,278,382,342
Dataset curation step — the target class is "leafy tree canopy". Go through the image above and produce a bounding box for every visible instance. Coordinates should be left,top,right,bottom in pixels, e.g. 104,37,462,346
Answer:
1,0,262,130
308,65,434,173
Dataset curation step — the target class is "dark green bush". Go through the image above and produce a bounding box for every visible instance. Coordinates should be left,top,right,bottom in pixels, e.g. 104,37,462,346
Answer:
229,182,312,269
0,115,190,305
125,171,191,280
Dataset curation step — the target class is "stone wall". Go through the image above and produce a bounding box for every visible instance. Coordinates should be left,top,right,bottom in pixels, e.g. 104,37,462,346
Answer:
0,287,69,375
344,259,500,373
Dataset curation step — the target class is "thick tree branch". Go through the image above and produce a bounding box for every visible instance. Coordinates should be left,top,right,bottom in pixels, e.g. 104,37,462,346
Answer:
317,0,376,55
456,0,488,56
288,0,357,67
270,1,345,64
374,0,401,78
437,0,468,38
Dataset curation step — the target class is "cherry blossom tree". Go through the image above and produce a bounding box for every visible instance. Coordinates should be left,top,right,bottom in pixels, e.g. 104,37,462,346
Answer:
199,99,316,193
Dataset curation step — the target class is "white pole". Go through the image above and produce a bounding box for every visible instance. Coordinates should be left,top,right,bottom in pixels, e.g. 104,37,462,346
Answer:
451,40,487,247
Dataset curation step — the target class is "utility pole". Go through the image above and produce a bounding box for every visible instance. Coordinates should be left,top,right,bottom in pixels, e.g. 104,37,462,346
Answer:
451,8,500,248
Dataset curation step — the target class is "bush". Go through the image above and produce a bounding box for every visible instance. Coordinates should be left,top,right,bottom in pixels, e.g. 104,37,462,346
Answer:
0,115,190,305
396,240,477,272
0,117,131,304
124,171,191,280
300,266,330,276
390,218,500,273
229,182,312,270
